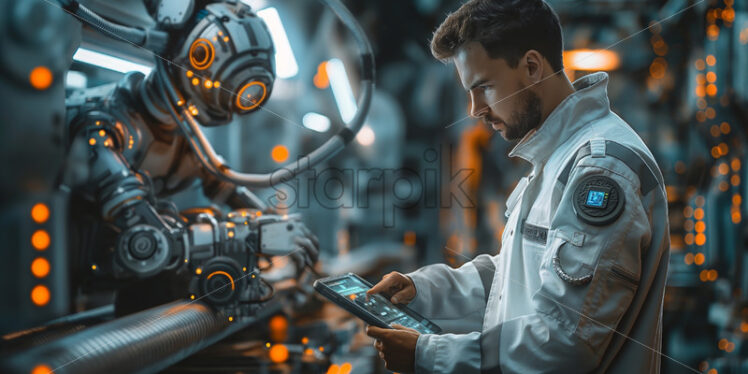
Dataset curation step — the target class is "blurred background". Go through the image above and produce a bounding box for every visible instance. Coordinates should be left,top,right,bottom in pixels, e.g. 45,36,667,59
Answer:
1,0,747,373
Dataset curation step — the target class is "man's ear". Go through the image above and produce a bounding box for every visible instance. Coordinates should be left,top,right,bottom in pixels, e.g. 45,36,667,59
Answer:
522,50,544,84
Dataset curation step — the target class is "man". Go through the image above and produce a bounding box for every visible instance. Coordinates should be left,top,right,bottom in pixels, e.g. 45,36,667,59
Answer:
365,0,670,373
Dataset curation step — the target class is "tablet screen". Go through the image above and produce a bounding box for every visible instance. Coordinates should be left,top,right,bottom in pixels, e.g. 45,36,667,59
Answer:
323,275,439,334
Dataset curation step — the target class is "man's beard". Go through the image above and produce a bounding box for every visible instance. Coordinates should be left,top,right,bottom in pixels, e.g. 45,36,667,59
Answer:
503,90,542,141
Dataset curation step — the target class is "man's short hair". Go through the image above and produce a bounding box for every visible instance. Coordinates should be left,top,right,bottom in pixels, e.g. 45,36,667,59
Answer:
430,0,564,72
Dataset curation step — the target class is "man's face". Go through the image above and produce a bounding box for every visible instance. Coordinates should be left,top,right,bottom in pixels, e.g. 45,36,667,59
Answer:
454,42,542,141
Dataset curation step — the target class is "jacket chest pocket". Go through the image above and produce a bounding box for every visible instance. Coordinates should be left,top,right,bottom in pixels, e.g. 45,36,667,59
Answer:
521,220,549,269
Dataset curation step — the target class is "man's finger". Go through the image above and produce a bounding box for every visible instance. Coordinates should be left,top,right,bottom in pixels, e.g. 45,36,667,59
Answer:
366,325,389,339
391,324,419,334
390,288,411,304
367,277,396,297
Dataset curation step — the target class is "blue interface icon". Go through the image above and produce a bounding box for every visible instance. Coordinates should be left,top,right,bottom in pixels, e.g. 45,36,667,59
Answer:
586,190,606,207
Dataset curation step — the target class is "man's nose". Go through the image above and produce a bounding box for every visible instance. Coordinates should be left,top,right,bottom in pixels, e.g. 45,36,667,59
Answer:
469,93,489,119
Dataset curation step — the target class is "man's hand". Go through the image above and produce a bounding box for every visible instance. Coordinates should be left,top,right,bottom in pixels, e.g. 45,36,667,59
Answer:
366,324,419,373
366,271,416,304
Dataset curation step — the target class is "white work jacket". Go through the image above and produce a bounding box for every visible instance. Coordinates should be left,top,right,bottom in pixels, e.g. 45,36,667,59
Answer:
407,72,670,373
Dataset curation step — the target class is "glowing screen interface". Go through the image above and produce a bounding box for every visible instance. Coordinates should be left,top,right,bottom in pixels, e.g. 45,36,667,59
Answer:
325,276,437,333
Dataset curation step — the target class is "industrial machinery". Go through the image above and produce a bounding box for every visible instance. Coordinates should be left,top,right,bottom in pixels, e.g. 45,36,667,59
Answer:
0,0,373,373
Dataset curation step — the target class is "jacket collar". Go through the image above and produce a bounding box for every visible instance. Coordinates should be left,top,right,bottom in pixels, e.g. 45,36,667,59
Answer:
508,72,612,170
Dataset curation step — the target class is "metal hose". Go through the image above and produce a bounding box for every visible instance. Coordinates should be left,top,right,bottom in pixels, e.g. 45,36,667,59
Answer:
0,300,280,374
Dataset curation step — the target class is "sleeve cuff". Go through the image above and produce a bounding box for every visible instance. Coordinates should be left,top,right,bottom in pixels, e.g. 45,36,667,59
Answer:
415,333,437,374
405,271,432,314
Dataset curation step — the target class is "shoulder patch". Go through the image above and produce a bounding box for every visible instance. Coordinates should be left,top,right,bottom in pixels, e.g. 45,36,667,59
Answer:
572,175,625,226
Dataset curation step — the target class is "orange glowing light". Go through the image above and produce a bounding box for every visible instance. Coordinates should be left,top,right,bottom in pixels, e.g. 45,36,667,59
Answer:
31,364,54,374
204,80,213,89
718,338,728,350
707,270,718,281
740,321,748,333
269,344,289,363
720,122,731,134
89,138,96,146
699,269,708,282
191,78,199,86
189,38,215,70
695,86,706,98
707,25,720,40
326,364,340,374
733,211,743,224
719,181,729,192
348,294,357,301
684,253,694,265
214,81,220,88
732,158,741,172
695,233,706,246
723,8,735,23
31,203,50,224
706,55,716,66
31,230,50,250
186,70,194,78
726,342,735,352
694,59,705,70
684,233,694,245
711,147,721,159
733,194,742,206
706,84,718,96
31,285,50,306
269,315,288,332
235,81,267,111
732,175,741,186
223,36,230,43
301,336,309,345
706,72,717,83
404,231,416,246
694,208,704,220
319,346,325,352
304,348,314,355
563,49,620,71
718,143,728,155
228,316,233,322
314,62,330,89
695,221,706,233
718,163,729,175
710,125,720,137
694,253,705,266
339,363,352,374
207,270,235,290
706,108,716,119
31,257,50,278
29,66,53,90
271,145,289,163
195,267,202,275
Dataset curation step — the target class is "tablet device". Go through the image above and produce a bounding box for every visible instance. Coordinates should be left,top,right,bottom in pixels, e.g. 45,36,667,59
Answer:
313,273,441,334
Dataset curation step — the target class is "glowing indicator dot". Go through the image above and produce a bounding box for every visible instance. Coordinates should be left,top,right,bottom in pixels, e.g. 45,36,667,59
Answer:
269,344,289,363
214,81,220,88
186,70,194,78
31,285,50,306
271,145,289,163
31,203,50,224
192,78,199,86
204,80,213,89
196,268,202,275
228,316,234,322
223,36,230,42
31,364,54,374
190,294,195,300
99,130,106,137
91,264,97,270
265,342,271,348
31,257,50,278
29,66,53,90
31,230,50,250
301,336,309,344
89,138,96,146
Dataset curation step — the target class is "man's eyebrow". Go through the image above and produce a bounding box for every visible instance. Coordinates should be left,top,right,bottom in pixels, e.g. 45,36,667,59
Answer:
468,78,489,91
